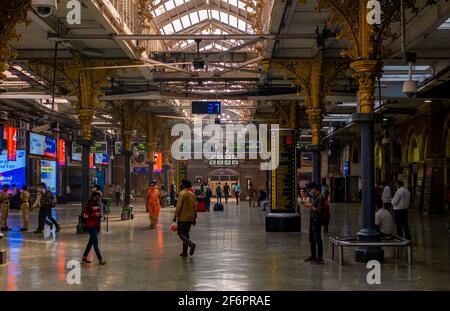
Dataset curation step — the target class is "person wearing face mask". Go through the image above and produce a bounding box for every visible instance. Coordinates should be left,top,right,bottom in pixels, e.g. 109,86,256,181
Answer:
302,182,325,264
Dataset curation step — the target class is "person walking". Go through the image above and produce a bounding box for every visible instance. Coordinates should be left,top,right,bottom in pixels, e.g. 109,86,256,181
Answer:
81,192,106,265
205,184,212,211
223,182,230,204
19,185,31,231
0,185,11,231
114,184,121,206
248,183,257,207
391,180,412,240
381,181,393,212
33,183,60,234
173,179,197,257
216,183,222,203
233,182,241,204
170,182,176,207
302,182,325,264
146,180,161,229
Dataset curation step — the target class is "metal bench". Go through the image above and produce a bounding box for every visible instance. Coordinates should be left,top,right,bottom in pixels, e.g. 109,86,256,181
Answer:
329,235,412,265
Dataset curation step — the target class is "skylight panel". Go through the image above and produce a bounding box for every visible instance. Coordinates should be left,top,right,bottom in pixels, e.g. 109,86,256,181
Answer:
181,15,191,28
198,9,208,21
173,19,183,32
220,12,228,24
154,5,166,16
164,0,175,11
163,23,175,34
229,15,238,28
229,0,238,7
237,19,246,31
211,9,220,21
238,1,246,10
438,18,450,29
189,12,199,24
174,0,184,6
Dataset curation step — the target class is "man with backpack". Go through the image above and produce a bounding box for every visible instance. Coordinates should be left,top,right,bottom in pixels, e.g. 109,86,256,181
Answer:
33,183,60,234
302,182,325,265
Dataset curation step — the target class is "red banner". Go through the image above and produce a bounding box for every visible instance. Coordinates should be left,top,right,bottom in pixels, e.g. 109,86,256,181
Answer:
7,127,17,161
153,152,162,173
58,139,66,166
90,153,94,169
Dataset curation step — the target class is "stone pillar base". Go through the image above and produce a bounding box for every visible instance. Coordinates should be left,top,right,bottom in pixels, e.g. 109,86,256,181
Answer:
265,213,301,232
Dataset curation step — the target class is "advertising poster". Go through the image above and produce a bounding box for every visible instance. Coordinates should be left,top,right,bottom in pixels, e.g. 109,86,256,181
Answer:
58,139,66,166
94,153,109,166
41,160,57,194
0,150,26,189
154,152,162,173
29,133,46,156
7,127,17,161
44,136,57,159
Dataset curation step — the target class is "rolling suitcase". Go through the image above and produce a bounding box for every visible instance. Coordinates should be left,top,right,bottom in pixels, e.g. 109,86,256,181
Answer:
197,200,206,212
213,202,224,211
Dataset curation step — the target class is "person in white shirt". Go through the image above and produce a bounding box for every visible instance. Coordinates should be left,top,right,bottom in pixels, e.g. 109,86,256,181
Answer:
391,180,411,240
375,199,394,235
381,181,392,209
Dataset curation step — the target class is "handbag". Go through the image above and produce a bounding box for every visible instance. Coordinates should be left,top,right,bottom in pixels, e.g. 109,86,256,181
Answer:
169,222,177,232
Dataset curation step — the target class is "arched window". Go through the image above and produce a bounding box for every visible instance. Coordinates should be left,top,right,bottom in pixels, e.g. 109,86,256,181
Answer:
408,136,420,163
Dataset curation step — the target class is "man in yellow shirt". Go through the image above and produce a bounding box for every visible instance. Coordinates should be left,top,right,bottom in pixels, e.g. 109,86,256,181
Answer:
173,179,197,257
0,185,11,231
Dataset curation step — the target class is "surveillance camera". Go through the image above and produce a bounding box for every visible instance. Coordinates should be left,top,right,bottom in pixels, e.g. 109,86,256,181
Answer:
402,79,417,98
32,0,57,18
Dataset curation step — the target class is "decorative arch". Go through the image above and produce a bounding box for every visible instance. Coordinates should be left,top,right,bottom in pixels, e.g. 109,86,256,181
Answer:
407,133,421,163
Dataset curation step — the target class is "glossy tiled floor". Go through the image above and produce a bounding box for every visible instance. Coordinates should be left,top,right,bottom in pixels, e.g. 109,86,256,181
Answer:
0,198,449,291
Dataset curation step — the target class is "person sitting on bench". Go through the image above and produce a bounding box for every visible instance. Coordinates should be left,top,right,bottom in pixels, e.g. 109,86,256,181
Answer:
374,198,394,237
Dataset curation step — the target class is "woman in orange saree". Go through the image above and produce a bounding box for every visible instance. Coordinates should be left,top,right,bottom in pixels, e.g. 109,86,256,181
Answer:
146,180,161,229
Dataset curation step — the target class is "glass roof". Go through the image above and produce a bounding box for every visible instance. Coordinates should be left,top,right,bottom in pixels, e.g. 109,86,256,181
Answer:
149,0,256,52
159,9,254,35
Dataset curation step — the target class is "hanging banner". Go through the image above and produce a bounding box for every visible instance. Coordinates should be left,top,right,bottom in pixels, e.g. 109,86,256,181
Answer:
153,152,162,173
90,153,94,168
58,139,66,166
7,127,17,161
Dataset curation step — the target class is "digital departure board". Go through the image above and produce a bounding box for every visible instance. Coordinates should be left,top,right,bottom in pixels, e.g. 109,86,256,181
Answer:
191,101,221,114
271,129,297,212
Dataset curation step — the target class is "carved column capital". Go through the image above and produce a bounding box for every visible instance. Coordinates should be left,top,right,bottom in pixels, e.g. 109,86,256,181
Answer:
122,129,134,152
307,108,324,146
78,108,95,141
351,59,381,114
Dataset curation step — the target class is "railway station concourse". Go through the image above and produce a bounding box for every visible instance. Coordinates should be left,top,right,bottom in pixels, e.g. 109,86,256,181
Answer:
0,0,450,291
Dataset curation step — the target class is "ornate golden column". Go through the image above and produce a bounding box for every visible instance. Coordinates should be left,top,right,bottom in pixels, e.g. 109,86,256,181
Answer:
0,1,31,85
308,0,421,261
